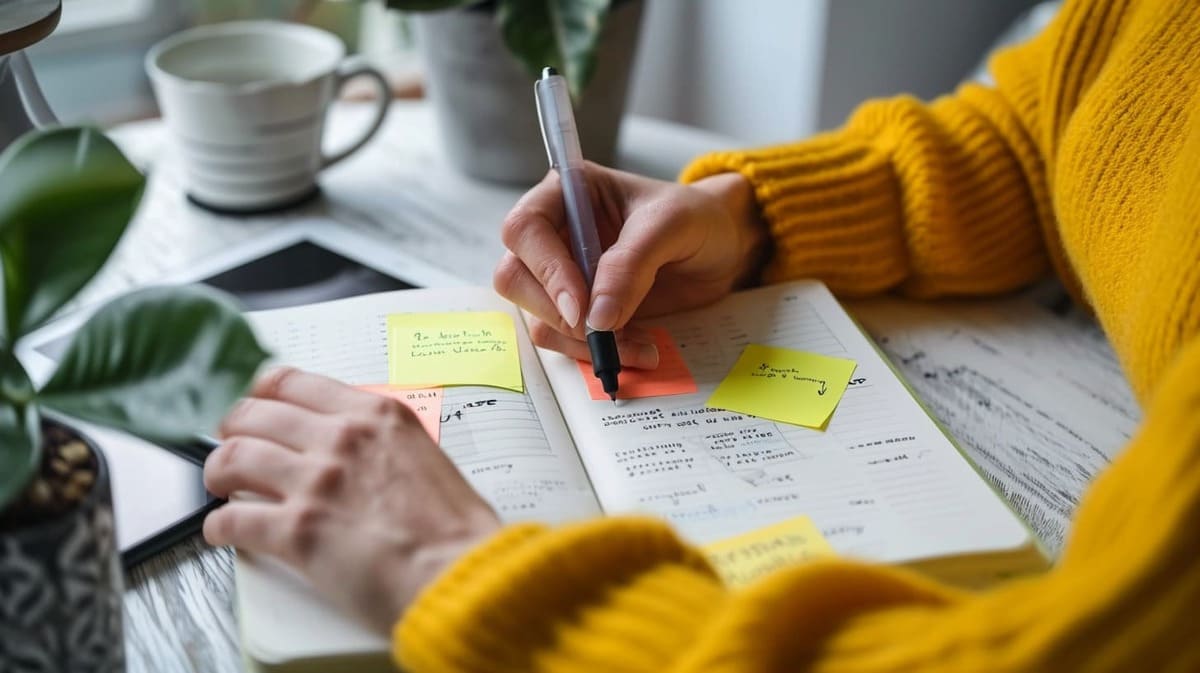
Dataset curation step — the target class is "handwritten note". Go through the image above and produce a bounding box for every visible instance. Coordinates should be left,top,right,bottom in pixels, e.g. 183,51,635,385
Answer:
706,344,856,428
357,385,443,443
387,312,523,392
576,327,698,400
702,515,835,588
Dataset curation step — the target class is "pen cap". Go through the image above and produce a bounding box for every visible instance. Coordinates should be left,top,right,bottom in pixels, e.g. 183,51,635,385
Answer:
535,73,584,171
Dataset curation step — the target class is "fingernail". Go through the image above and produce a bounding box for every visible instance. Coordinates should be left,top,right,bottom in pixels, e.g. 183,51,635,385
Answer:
631,343,660,369
587,295,621,331
556,292,580,329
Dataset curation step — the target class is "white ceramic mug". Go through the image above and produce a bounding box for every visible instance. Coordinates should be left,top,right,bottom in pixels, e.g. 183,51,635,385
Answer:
146,21,389,213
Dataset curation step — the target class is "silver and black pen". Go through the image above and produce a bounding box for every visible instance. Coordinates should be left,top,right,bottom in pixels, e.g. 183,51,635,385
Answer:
534,67,621,401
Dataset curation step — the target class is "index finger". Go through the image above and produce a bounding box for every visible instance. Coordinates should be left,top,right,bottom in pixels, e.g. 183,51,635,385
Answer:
499,171,589,331
250,367,383,415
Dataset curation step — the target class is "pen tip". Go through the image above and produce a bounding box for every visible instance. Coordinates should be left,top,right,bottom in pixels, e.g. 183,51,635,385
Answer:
610,393,617,403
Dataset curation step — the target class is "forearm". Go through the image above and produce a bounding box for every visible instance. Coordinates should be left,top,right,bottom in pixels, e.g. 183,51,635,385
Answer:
680,85,1059,299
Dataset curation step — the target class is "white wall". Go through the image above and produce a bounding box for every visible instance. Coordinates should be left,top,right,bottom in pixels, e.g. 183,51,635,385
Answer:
629,0,1042,144
628,0,828,145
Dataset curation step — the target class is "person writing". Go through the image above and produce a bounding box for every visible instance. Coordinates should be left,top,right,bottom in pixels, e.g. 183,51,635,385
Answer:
202,0,1200,669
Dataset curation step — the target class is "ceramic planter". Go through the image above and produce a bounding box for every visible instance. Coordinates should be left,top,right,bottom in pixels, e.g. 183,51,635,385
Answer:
0,422,124,672
415,0,644,185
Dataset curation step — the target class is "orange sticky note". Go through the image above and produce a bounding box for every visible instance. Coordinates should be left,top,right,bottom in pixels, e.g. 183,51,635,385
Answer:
357,385,442,443
576,327,698,400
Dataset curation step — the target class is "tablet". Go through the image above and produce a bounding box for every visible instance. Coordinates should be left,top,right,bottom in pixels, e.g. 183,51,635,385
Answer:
19,226,463,567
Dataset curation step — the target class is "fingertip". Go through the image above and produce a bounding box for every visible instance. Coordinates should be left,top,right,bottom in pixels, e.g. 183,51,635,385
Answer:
555,291,580,329
202,506,230,546
620,341,660,370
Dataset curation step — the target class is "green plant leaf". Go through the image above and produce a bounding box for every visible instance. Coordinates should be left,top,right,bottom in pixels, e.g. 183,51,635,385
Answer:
37,285,269,442
0,127,145,344
496,0,613,98
384,0,480,11
0,400,40,512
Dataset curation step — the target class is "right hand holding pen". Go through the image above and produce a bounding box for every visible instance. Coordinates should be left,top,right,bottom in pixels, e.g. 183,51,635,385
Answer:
494,163,768,369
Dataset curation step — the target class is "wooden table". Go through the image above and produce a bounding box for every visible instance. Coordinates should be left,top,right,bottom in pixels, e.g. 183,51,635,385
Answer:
98,101,1139,673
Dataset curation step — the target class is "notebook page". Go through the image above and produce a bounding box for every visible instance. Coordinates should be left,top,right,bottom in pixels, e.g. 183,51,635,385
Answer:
237,288,601,663
246,287,600,523
539,281,1030,563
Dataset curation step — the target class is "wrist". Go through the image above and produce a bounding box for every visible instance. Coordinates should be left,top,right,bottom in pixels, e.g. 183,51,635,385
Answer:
693,172,771,288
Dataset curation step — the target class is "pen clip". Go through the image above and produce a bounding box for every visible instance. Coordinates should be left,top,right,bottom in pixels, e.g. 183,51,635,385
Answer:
534,81,557,170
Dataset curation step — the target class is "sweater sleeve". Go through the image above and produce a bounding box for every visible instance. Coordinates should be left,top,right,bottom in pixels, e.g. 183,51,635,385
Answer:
395,334,1200,673
678,32,1063,299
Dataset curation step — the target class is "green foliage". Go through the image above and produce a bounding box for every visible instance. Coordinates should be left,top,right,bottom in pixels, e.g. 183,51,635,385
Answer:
387,0,614,99
40,286,269,442
0,128,143,343
0,128,270,511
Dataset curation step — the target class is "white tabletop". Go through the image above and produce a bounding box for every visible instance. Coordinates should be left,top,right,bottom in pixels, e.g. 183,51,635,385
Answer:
105,100,1139,673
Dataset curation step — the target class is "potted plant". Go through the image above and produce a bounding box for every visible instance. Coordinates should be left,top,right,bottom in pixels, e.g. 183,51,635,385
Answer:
0,127,268,672
387,0,644,184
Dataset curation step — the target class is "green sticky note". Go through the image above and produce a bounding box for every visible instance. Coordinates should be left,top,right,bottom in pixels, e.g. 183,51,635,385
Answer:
387,311,523,392
707,344,856,429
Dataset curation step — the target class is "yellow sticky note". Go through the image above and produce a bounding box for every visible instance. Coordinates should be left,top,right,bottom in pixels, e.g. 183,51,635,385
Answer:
387,312,523,392
707,344,856,429
703,515,835,588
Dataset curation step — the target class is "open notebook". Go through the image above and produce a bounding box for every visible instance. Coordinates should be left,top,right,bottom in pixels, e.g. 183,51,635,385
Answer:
236,280,1046,672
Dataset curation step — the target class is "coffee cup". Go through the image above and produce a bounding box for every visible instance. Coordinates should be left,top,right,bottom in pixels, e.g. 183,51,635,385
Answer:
146,21,389,213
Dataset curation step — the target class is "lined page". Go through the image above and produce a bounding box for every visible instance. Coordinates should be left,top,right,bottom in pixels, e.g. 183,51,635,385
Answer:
247,287,600,523
539,281,1030,563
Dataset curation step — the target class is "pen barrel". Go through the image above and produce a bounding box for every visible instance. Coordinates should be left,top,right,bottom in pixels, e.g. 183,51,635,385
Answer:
561,166,602,286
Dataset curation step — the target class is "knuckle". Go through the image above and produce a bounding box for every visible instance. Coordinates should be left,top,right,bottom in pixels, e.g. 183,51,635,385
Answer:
491,255,524,299
528,320,558,348
532,255,566,289
500,207,542,249
218,398,253,436
371,395,418,426
285,503,325,560
329,418,371,456
257,366,300,398
306,459,346,497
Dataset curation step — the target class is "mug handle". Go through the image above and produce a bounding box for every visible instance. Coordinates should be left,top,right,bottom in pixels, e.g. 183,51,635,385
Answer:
323,57,390,169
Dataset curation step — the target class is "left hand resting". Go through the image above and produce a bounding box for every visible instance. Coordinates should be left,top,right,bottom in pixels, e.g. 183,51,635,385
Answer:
202,368,500,633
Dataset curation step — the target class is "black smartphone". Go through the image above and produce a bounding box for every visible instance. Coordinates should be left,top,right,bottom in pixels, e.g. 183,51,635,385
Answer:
35,240,418,567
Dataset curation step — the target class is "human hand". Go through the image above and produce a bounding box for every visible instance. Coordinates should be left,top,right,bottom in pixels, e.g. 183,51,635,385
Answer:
202,368,499,634
493,163,768,369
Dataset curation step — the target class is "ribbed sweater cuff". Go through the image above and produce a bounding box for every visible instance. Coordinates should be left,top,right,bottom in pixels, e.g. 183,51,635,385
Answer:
680,132,910,296
394,518,725,673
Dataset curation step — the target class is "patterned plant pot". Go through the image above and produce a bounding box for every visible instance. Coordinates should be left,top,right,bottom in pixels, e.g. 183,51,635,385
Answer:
414,0,645,185
0,421,124,672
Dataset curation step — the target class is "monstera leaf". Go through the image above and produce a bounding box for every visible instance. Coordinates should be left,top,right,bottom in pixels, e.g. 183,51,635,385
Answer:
496,0,612,98
38,285,270,443
0,127,144,343
387,0,614,99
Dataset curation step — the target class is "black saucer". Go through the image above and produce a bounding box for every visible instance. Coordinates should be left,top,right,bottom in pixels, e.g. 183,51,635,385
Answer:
186,185,321,216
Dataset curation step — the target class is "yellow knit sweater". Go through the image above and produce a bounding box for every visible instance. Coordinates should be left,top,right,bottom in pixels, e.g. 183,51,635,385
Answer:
397,0,1200,670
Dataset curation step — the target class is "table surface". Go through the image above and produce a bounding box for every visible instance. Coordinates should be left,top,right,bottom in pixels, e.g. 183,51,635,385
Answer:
92,101,1140,673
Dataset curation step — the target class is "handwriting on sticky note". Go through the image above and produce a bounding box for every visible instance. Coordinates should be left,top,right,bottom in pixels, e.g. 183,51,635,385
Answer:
357,385,443,443
706,344,856,429
387,312,523,392
703,515,834,588
576,327,698,400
